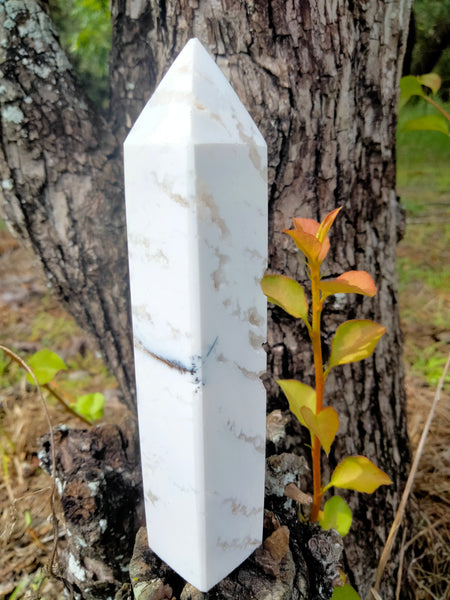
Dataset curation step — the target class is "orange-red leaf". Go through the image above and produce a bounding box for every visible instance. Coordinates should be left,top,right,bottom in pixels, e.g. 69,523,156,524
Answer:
301,406,339,456
320,271,377,300
293,217,320,236
316,207,342,243
328,320,386,370
287,209,341,264
277,379,316,427
284,227,324,264
317,237,331,262
261,274,308,320
324,456,393,493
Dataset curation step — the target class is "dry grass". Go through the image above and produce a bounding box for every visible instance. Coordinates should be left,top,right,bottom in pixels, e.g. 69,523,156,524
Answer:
0,382,128,599
400,372,450,600
0,227,123,599
0,388,66,599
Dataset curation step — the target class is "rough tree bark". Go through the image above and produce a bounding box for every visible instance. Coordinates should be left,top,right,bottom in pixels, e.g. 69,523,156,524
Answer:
0,0,413,598
0,0,134,410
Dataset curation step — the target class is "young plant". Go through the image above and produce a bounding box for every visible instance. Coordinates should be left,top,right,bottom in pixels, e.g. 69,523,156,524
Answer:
261,207,392,532
0,346,105,424
27,348,106,423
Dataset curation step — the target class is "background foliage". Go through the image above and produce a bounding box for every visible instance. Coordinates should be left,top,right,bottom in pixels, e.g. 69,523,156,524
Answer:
48,0,112,109
47,0,450,107
407,0,450,96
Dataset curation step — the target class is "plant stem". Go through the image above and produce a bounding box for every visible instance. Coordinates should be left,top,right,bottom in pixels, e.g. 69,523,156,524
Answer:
424,95,450,122
44,382,93,426
311,435,322,521
310,263,324,521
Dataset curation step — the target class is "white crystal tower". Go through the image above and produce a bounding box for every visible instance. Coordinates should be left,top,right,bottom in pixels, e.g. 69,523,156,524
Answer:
124,38,267,592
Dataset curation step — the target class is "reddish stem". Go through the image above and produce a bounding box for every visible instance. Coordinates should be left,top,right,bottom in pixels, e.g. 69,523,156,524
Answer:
310,263,325,521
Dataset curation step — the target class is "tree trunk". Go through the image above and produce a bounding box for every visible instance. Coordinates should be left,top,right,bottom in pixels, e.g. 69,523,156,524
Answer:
1,0,413,598
39,424,142,599
0,0,135,411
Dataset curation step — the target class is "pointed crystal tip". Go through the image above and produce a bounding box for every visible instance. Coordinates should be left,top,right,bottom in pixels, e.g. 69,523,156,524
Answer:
124,38,266,147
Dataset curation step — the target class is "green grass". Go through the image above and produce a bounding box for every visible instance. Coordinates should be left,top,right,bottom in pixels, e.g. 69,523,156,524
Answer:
397,101,450,195
397,219,450,294
0,282,115,397
412,343,450,386
31,307,80,348
396,101,450,385
0,350,23,389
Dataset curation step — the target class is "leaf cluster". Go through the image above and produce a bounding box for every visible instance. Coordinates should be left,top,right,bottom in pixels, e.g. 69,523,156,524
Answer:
261,208,391,537
399,74,450,136
19,348,105,422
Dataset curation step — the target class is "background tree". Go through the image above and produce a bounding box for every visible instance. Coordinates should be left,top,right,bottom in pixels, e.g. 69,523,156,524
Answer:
406,0,450,94
0,0,414,598
49,0,112,109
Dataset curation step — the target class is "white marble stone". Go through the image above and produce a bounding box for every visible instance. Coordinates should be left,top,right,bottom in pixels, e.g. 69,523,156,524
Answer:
124,38,267,592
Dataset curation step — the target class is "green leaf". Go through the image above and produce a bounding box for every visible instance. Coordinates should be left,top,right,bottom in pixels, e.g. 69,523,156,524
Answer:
331,584,361,600
71,393,105,421
24,510,32,528
277,380,316,428
26,349,67,385
401,114,449,136
319,495,352,537
416,73,441,94
328,320,386,371
399,75,425,109
300,406,339,456
261,274,308,321
324,456,392,493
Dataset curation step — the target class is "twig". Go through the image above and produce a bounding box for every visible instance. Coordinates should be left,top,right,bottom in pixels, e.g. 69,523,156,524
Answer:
370,589,383,600
44,382,92,426
370,350,450,597
423,95,450,122
1,347,92,426
14,486,53,501
408,567,441,600
402,515,448,553
395,527,408,600
0,345,60,578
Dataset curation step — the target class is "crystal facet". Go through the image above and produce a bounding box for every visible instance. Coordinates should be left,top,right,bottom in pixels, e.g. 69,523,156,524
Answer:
124,38,267,592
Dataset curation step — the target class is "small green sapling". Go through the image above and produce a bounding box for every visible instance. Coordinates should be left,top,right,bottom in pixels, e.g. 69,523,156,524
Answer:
0,346,104,424
261,207,392,534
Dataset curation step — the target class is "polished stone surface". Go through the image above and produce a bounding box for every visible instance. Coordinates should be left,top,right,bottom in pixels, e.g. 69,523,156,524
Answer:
124,38,267,592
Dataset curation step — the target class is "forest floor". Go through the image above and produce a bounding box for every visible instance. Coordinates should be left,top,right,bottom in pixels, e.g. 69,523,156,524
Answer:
0,126,449,599
0,226,128,599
